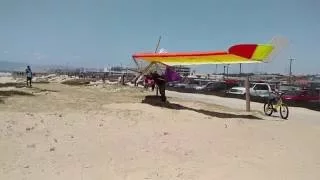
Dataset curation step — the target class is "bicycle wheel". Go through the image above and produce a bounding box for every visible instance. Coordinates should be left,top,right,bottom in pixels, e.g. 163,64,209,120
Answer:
264,102,273,116
280,104,289,119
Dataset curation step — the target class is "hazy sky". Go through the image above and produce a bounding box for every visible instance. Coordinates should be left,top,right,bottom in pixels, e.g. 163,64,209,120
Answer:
0,0,319,74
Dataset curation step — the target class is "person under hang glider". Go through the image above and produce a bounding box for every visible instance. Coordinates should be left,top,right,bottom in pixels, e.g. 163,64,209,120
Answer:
147,66,182,102
149,71,167,102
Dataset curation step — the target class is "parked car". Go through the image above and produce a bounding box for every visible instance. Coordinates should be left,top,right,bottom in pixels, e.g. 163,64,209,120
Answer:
194,81,227,91
226,83,272,97
172,83,199,89
167,81,181,87
282,90,320,103
172,83,188,88
279,85,301,92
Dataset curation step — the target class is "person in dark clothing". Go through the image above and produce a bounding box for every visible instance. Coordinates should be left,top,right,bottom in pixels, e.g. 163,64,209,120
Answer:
151,79,155,91
150,71,167,102
25,65,33,87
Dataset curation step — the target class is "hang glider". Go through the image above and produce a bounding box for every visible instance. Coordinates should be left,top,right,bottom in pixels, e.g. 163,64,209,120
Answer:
131,37,288,84
132,44,274,66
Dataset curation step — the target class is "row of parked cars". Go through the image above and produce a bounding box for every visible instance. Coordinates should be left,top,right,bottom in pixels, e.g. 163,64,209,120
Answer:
168,80,320,103
168,79,238,92
228,83,320,102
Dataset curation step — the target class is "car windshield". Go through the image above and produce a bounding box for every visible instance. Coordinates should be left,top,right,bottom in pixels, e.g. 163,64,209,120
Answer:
206,82,215,86
230,88,240,92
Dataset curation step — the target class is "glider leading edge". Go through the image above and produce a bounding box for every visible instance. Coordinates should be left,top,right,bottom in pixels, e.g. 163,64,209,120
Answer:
132,43,274,66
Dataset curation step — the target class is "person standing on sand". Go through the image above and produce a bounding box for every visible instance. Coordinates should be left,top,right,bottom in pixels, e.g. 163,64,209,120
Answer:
25,65,33,87
150,71,166,102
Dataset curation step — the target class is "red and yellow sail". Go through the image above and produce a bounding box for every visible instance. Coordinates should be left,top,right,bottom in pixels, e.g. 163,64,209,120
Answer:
132,44,274,66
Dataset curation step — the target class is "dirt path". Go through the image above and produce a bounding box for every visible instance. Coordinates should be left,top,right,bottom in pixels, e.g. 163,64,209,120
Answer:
167,90,320,123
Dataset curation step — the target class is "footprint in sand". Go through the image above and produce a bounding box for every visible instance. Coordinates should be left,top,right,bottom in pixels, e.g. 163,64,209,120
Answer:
27,144,36,148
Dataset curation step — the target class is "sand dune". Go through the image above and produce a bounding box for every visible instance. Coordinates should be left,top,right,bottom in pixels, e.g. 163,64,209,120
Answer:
1,79,320,180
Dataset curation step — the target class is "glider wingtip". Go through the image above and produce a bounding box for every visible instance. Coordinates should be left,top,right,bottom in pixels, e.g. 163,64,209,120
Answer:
228,43,274,61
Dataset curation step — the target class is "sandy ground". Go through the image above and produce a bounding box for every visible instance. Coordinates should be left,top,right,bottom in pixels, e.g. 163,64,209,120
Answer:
1,80,320,180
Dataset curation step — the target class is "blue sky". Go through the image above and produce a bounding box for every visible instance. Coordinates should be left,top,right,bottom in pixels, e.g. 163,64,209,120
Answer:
0,0,319,74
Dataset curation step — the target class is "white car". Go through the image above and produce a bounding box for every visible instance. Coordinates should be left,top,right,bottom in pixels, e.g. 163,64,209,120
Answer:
227,86,247,95
227,83,272,97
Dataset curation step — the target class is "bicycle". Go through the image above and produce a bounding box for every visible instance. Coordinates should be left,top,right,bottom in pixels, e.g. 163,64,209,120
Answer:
263,92,289,119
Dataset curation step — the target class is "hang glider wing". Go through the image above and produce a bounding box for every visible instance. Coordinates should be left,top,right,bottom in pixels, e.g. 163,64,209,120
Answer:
132,44,274,66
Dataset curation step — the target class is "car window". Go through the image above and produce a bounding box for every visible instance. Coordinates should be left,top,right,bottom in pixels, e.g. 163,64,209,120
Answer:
307,91,318,96
230,88,240,92
254,84,269,90
207,83,215,88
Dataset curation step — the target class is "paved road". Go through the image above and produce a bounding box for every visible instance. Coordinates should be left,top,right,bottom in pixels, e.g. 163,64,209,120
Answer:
167,90,320,124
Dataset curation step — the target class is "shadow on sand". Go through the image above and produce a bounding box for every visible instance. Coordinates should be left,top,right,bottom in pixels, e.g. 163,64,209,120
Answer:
31,87,59,93
61,79,91,86
0,90,34,104
142,95,262,120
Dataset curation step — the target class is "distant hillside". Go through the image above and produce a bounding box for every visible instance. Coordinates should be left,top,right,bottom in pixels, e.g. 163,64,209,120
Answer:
0,61,27,72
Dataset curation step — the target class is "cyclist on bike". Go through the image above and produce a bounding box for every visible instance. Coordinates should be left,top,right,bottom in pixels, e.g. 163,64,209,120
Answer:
268,90,281,112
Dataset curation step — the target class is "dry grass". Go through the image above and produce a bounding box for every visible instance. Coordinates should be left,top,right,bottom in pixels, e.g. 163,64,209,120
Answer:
0,82,25,88
61,79,90,86
0,90,34,97
33,81,50,84
38,88,58,92
0,81,49,89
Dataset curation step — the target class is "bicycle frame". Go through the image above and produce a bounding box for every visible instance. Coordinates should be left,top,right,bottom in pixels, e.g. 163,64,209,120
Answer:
273,98,283,109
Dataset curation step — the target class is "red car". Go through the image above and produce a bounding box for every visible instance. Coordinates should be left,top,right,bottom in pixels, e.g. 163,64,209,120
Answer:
282,90,320,102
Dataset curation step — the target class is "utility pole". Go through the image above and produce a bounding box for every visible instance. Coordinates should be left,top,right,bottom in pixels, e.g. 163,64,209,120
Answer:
289,58,295,84
223,65,226,75
226,64,229,78
245,75,250,112
240,63,242,75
